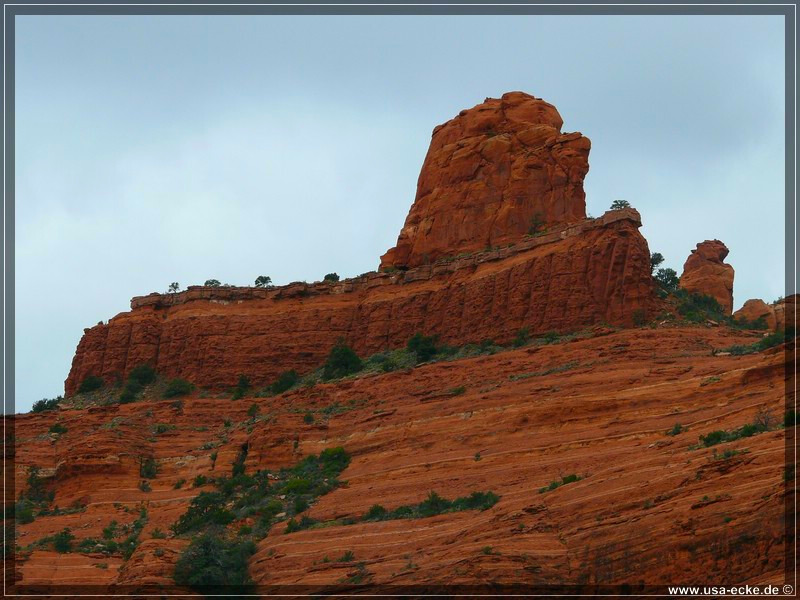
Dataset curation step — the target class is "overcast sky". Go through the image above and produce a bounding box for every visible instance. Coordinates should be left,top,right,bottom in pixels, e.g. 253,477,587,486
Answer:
14,14,786,413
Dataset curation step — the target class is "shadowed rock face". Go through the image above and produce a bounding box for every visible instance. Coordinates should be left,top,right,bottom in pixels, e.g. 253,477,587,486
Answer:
380,91,590,269
679,240,735,315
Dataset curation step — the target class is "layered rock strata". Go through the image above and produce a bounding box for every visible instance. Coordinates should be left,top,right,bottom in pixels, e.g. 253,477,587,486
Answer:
66,208,656,395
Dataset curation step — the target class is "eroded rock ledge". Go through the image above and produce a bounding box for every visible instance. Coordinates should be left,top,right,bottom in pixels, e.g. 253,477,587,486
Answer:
66,208,655,395
131,208,642,310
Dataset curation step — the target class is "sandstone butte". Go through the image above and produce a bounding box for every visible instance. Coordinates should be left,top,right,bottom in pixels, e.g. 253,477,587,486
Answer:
679,240,735,315
7,92,794,595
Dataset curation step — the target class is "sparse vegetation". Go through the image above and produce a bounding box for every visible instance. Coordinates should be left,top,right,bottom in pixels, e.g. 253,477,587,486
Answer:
322,339,363,380
163,378,193,398
719,329,791,356
667,423,686,436
48,423,67,435
512,327,530,348
262,369,299,395
173,529,256,594
128,364,157,386
407,333,438,363
139,457,158,479
31,396,62,413
539,473,583,494
698,411,776,448
232,375,250,400
78,375,104,394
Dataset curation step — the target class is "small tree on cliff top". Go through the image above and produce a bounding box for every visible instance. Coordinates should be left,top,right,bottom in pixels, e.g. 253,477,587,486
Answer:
610,199,631,210
204,279,221,287
254,275,272,288
168,282,180,293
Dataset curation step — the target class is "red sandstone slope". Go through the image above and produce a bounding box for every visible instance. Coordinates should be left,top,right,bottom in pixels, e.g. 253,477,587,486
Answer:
10,326,791,593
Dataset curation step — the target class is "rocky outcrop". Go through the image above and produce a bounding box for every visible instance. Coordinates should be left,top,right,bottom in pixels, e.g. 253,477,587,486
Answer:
64,93,660,395
679,240,735,314
380,92,590,269
733,299,777,330
65,209,657,395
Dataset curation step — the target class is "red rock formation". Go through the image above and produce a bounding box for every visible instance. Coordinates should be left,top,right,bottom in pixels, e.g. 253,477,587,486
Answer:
65,209,657,396
380,92,590,269
733,299,777,330
679,240,735,314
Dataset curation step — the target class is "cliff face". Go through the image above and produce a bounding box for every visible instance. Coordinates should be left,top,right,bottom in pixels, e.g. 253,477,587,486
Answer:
64,92,656,395
679,240,735,314
66,209,656,395
380,91,590,269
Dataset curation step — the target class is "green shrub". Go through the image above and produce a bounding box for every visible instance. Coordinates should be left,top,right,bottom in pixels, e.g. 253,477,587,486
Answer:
138,480,152,493
53,528,74,553
173,478,186,489
153,423,174,435
128,364,157,386
323,273,340,283
512,327,530,348
418,491,449,517
247,404,259,419
48,423,67,435
15,500,35,524
163,378,193,398
337,550,355,562
303,412,314,424
31,397,61,413
78,375,104,394
139,457,158,479
667,423,686,436
322,340,363,380
193,475,208,488
232,375,250,400
610,199,631,210
448,386,466,396
173,529,256,593
407,333,438,363
171,492,235,535
102,521,118,540
364,504,388,521
699,414,772,448
539,474,583,494
271,370,299,394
